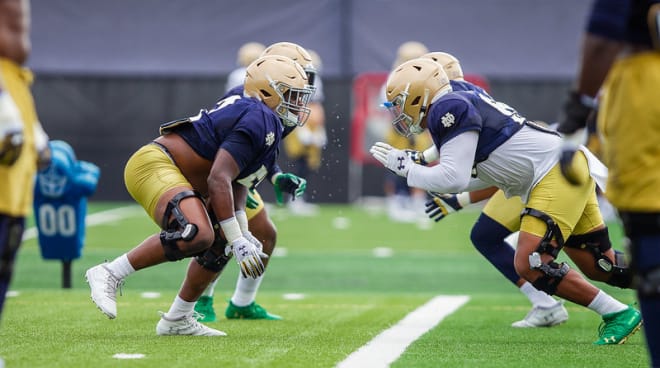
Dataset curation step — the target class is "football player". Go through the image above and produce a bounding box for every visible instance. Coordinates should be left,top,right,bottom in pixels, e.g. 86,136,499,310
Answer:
194,41,317,322
85,55,314,336
410,52,635,328
569,0,660,363
370,58,641,345
0,0,50,334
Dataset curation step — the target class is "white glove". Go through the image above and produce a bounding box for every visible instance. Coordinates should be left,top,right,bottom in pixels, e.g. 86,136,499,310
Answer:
242,230,269,260
228,236,265,279
369,141,413,177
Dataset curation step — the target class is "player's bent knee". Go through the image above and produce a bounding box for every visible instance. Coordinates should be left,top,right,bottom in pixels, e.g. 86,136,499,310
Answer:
159,190,214,261
195,246,231,273
565,228,633,288
530,261,570,295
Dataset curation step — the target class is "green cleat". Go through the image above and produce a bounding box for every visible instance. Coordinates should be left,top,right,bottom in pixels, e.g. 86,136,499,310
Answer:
225,301,282,320
593,305,642,345
194,296,216,322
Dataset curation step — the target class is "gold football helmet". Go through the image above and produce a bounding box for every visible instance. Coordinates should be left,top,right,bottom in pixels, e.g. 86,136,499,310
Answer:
261,41,318,87
392,41,429,68
421,52,464,81
237,42,266,67
244,55,314,127
384,58,451,137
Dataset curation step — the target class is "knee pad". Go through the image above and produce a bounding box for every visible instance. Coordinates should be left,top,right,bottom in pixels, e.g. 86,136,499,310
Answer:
529,256,570,295
159,190,202,261
195,246,231,273
565,228,633,288
639,267,660,299
521,208,564,257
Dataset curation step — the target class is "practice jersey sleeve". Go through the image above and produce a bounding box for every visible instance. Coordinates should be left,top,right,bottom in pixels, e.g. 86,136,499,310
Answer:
426,94,482,149
407,131,479,193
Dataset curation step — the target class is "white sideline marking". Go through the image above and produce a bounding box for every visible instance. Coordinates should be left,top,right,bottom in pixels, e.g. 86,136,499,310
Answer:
336,295,470,368
113,353,145,359
22,205,143,241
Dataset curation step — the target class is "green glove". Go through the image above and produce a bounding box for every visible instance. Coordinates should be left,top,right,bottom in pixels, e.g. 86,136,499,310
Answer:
246,189,259,209
272,172,307,205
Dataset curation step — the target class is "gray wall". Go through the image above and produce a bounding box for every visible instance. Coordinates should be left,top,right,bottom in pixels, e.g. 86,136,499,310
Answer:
28,0,589,202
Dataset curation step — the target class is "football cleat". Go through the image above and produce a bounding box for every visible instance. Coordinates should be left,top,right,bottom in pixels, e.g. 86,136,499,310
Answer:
194,296,217,322
511,300,569,328
156,312,226,336
225,301,282,320
593,305,642,345
85,263,123,319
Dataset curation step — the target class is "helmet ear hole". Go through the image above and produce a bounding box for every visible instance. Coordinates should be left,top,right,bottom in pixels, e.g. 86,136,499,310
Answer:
411,96,421,106
261,89,272,98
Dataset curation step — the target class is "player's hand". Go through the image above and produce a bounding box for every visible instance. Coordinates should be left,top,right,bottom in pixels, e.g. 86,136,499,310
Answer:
404,149,428,165
228,236,265,279
246,189,259,209
272,172,307,205
242,230,269,260
557,90,594,135
425,192,463,222
0,130,23,166
369,142,412,177
558,143,589,186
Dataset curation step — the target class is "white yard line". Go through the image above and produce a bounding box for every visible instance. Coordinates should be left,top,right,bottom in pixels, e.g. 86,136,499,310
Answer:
22,205,144,241
336,295,470,368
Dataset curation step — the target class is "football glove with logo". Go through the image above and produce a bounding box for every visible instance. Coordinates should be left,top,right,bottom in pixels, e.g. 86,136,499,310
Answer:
425,192,463,222
370,142,412,177
404,149,429,165
227,236,266,279
271,172,307,205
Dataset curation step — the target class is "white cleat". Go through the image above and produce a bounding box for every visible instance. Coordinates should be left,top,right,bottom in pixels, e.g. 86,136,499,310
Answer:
156,312,227,336
85,263,123,319
511,300,569,328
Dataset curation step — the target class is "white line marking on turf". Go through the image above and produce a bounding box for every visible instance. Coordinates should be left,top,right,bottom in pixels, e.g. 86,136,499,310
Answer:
22,205,143,241
113,353,145,359
282,293,305,300
140,292,161,299
336,295,470,368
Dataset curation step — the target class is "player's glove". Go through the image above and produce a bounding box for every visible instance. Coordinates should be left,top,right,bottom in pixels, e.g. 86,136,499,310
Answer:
246,189,259,209
271,172,307,205
242,230,269,260
557,90,595,135
404,149,428,165
0,129,23,166
425,192,463,222
226,236,265,279
369,142,412,177
558,143,589,186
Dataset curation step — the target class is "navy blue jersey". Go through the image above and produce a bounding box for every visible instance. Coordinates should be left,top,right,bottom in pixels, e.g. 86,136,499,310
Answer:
587,0,660,46
162,95,282,188
450,79,488,95
426,90,526,164
220,86,296,138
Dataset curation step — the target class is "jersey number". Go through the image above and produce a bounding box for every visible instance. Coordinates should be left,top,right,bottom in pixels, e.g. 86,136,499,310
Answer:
187,95,242,122
478,93,525,125
37,204,76,237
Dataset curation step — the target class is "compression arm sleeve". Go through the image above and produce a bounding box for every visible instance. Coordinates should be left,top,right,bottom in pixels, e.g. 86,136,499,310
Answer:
407,131,478,193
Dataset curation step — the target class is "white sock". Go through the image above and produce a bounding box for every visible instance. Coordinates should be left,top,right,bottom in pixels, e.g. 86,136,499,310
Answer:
230,274,263,307
519,282,557,308
165,295,196,320
106,254,135,279
201,276,220,298
587,290,627,316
